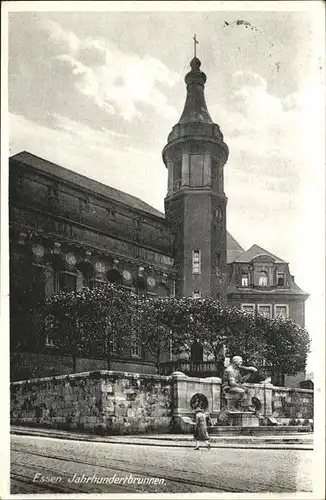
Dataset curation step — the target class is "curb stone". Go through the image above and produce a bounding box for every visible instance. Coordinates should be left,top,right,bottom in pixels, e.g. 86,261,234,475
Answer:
10,426,313,451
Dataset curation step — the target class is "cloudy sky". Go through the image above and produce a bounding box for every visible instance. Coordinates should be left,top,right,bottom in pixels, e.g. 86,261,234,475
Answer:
6,3,325,371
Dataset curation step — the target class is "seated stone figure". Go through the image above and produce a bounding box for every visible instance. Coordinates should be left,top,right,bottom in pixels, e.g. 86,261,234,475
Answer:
222,356,257,412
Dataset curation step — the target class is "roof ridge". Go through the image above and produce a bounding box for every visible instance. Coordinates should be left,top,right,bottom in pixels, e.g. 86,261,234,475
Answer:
235,243,286,263
10,151,165,219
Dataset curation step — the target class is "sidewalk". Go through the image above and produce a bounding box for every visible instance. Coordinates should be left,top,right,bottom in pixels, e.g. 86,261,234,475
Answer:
11,426,313,450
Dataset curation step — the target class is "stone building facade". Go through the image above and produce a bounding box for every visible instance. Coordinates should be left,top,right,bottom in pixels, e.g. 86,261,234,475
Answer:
9,55,308,382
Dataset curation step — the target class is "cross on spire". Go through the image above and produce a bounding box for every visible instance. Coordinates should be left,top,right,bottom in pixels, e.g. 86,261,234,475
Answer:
193,34,199,58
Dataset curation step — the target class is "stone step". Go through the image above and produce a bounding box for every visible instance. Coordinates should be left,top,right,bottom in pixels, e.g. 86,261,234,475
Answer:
209,425,312,435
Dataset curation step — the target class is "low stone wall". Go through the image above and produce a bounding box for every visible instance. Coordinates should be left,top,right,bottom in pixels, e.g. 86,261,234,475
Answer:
272,386,313,420
10,371,172,435
10,371,313,434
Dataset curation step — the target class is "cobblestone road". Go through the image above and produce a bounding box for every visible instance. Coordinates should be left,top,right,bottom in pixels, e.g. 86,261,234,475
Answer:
11,434,313,494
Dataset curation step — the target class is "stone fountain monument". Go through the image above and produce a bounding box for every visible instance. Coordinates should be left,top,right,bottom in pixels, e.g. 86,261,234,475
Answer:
221,355,260,427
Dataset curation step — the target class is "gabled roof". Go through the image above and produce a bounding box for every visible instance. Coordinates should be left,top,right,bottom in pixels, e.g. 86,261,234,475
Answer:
10,151,165,219
234,244,286,264
226,233,244,263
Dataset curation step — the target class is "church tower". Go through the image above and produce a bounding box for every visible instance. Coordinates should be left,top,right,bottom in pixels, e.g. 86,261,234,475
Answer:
163,49,229,300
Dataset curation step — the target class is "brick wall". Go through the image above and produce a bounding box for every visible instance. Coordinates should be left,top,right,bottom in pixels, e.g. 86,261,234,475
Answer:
10,371,172,435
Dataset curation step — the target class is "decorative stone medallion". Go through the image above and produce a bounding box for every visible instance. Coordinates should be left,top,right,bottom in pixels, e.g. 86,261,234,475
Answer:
95,261,106,273
32,244,45,258
190,393,209,410
122,270,132,281
147,276,156,288
65,252,77,266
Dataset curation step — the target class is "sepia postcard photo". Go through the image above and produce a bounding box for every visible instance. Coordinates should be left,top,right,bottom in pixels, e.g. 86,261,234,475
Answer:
1,1,325,499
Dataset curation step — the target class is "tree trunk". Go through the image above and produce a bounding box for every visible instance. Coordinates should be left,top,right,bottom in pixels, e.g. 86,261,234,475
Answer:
156,354,161,375
72,355,77,373
280,370,285,387
214,354,224,378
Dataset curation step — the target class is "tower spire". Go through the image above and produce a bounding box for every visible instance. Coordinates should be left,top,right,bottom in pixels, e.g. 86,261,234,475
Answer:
178,51,213,125
162,51,229,300
193,34,199,58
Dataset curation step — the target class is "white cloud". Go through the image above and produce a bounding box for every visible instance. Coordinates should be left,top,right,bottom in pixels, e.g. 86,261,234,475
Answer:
42,20,179,122
9,113,167,213
41,19,80,54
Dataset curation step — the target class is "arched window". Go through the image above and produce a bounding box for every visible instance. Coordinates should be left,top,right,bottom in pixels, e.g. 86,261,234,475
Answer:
258,271,268,286
133,276,147,296
77,262,94,289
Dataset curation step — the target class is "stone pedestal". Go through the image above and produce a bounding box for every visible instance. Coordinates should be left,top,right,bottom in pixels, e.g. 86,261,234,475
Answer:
171,372,221,419
227,411,260,427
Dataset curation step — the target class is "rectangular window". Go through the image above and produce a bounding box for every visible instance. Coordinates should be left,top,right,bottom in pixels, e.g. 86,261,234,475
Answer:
61,272,77,292
44,317,56,348
192,291,201,299
192,250,201,274
131,345,142,358
258,271,268,286
258,304,272,318
53,270,60,295
241,273,249,287
216,253,221,276
53,271,77,294
275,305,289,319
277,272,285,286
241,304,255,314
189,155,204,187
111,337,119,355
45,335,55,347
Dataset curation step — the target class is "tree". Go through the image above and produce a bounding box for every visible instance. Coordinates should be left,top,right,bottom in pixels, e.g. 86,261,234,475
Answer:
44,283,136,371
132,296,172,373
226,308,268,368
263,316,311,385
182,298,227,375
44,286,311,383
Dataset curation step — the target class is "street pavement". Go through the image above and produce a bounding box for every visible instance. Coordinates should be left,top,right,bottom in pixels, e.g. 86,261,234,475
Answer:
11,433,313,494
11,425,314,450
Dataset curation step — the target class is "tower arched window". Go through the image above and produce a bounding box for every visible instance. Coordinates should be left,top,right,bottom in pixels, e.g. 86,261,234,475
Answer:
173,157,182,190
189,154,204,187
258,271,268,286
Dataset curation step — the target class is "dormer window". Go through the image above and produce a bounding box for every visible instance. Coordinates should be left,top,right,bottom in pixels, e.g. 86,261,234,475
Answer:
258,271,268,286
241,273,249,287
277,272,285,286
